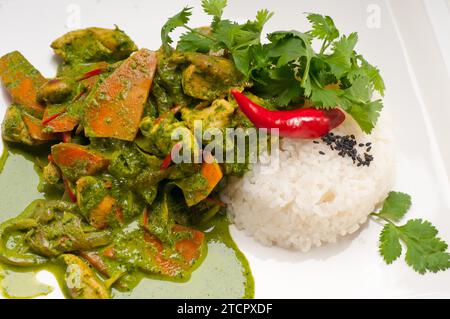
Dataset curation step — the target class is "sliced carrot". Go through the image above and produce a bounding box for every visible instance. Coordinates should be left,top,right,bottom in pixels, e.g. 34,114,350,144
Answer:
83,49,157,141
144,226,204,268
143,232,164,252
185,153,223,207
102,246,116,259
21,112,57,141
88,195,116,229
143,231,183,277
173,225,205,263
0,51,46,118
51,143,109,180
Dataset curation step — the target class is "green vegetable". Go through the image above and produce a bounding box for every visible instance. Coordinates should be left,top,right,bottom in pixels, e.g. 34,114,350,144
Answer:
163,1,385,133
202,0,227,19
161,6,193,51
372,192,450,274
306,13,339,53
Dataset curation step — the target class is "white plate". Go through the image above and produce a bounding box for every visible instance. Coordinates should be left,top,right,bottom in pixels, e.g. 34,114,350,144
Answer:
1,0,450,299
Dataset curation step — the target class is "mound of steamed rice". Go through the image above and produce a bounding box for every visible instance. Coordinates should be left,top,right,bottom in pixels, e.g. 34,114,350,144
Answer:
221,111,395,252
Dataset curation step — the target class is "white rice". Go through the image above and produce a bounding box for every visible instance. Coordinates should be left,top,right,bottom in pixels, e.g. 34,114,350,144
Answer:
221,111,395,252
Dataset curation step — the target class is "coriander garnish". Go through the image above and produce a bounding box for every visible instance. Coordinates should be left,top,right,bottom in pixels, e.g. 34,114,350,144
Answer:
372,192,450,274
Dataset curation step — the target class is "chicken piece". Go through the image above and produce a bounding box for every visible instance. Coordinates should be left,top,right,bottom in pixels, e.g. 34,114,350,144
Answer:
25,202,112,257
43,161,61,185
182,53,244,100
1,105,34,145
51,27,137,64
181,99,235,131
37,78,73,105
140,111,199,158
76,176,116,229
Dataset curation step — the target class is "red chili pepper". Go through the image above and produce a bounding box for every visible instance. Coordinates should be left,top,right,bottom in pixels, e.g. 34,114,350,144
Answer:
154,105,182,126
77,68,105,82
160,142,183,171
231,90,345,138
63,177,77,203
72,90,86,102
42,110,66,125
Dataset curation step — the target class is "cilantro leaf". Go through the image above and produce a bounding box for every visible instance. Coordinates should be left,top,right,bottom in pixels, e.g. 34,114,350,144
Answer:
327,32,358,79
343,99,383,134
267,37,308,67
374,192,450,274
379,223,402,264
306,13,339,43
232,48,252,76
310,84,343,109
268,30,313,51
255,9,274,31
377,192,412,222
177,30,216,53
399,219,450,274
161,7,192,48
163,5,385,132
202,0,227,18
213,20,259,51
358,55,385,96
265,66,302,106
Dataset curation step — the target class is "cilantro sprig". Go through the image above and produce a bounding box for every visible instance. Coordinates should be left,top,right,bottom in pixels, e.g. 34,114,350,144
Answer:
372,192,450,274
161,1,386,133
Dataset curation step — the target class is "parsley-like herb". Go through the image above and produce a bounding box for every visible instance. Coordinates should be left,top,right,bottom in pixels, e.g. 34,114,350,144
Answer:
162,1,386,133
161,6,193,51
372,192,450,274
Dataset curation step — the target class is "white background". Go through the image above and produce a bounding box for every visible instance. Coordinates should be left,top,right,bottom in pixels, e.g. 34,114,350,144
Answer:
0,0,449,298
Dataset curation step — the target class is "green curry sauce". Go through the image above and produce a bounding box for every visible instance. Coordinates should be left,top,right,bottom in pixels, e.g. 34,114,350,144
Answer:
0,145,254,299
0,24,258,299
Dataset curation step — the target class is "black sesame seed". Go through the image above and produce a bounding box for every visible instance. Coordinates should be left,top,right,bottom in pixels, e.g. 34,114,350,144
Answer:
313,141,320,144
320,133,374,167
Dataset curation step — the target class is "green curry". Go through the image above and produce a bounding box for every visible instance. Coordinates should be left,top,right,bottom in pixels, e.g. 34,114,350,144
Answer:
0,27,255,299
